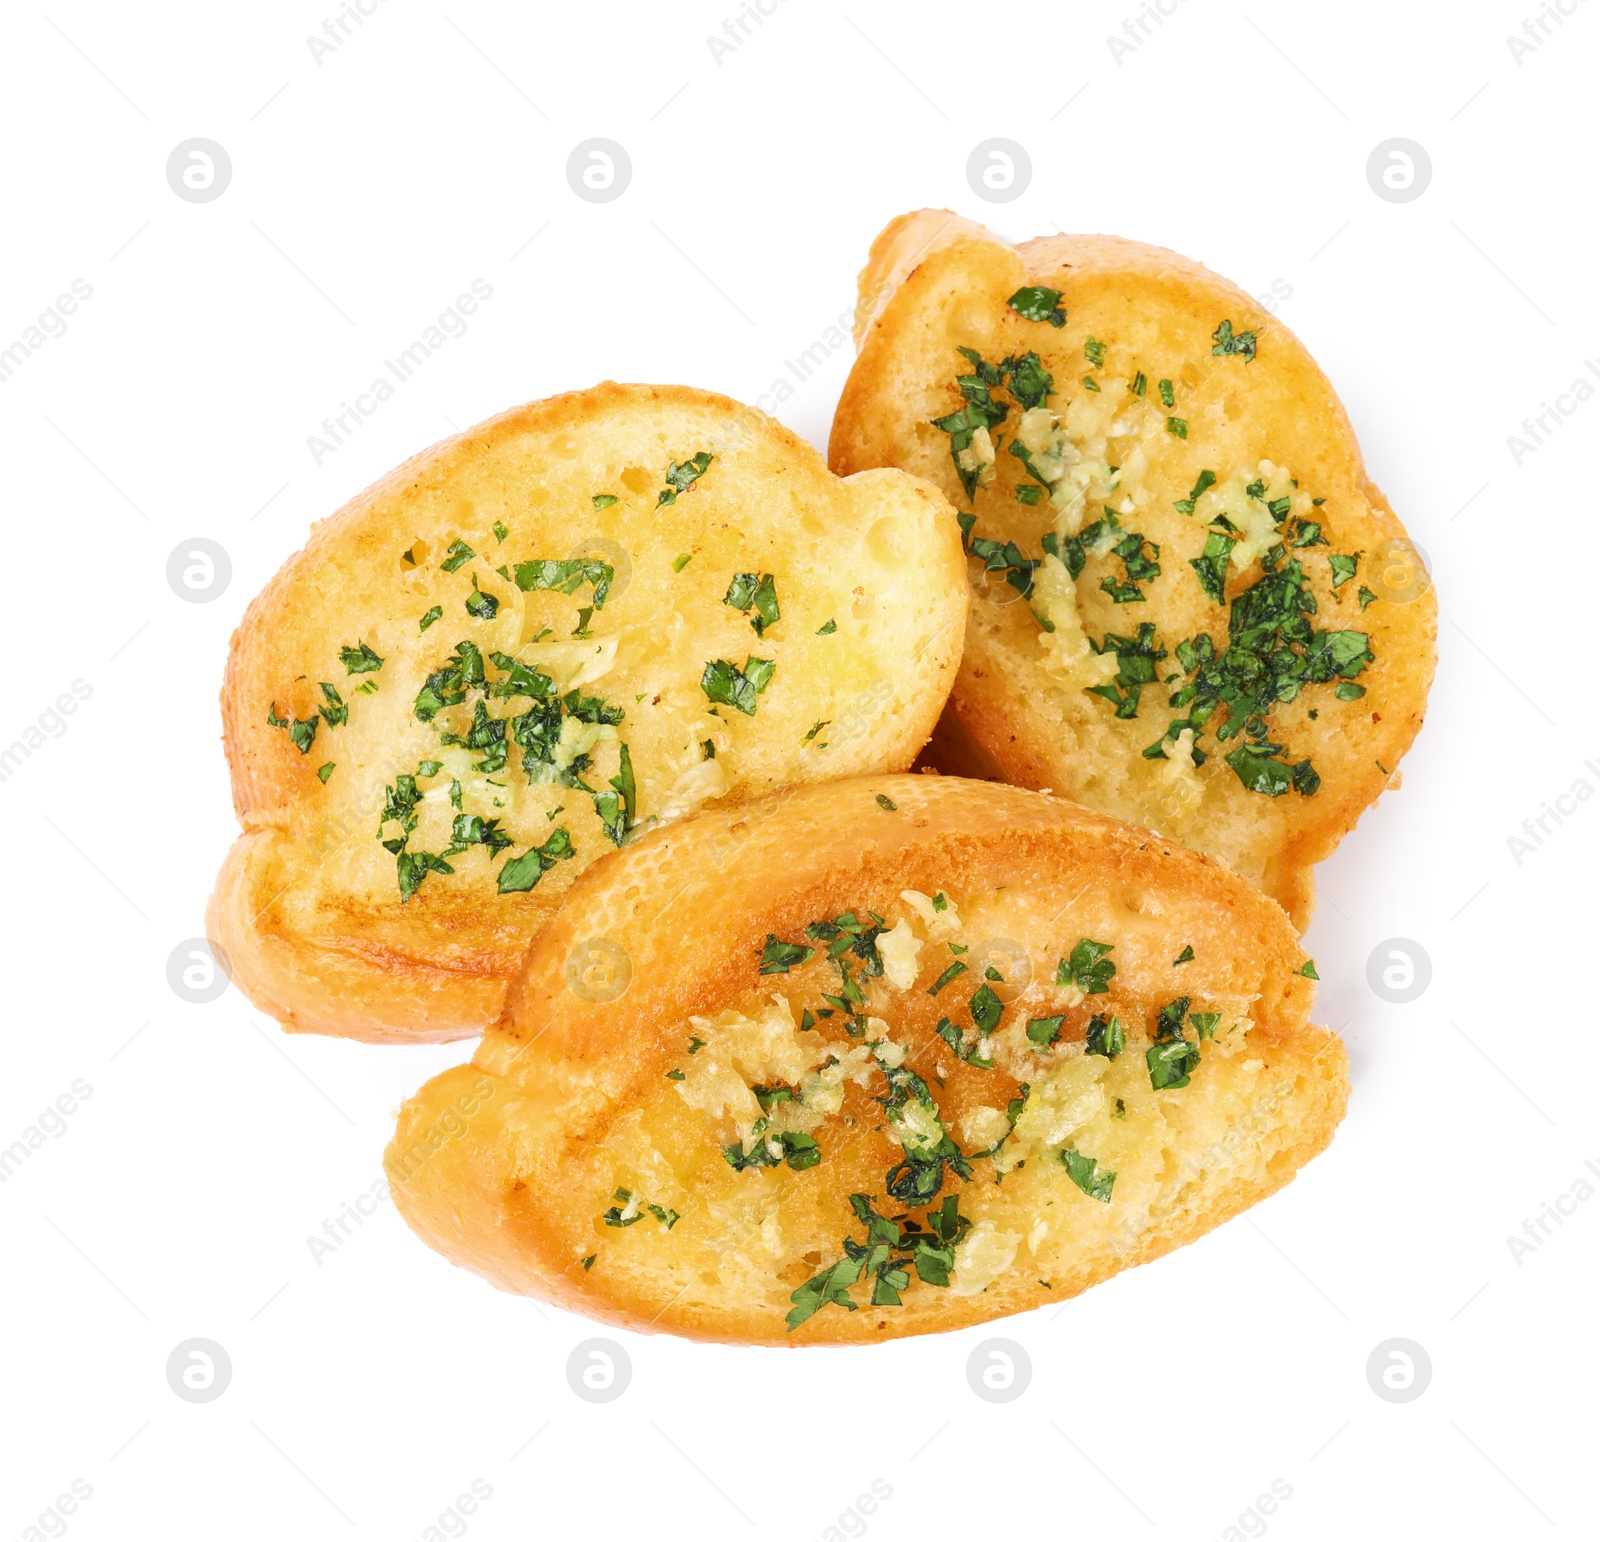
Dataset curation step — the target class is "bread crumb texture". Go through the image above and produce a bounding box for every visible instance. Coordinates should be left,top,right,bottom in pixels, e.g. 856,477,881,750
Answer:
386,775,1347,1344
209,383,966,1041
830,211,1437,929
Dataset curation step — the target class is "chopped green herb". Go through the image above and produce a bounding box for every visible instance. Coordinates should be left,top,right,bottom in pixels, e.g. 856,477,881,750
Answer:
1173,945,1194,964
724,572,781,636
928,961,967,996
802,720,830,746
1298,959,1319,980
396,848,454,902
1026,1014,1065,1049
465,576,500,619
1211,319,1258,362
1190,1011,1221,1040
876,794,897,812
1147,997,1200,1089
760,934,814,974
317,762,335,783
339,641,384,675
1328,553,1360,592
1190,528,1235,605
657,451,714,507
1099,529,1161,603
1131,371,1147,397
514,557,614,608
440,539,476,573
443,810,513,860
932,348,1055,499
592,494,619,510
419,605,443,633
1058,937,1116,994
1061,1147,1116,1202
496,826,575,893
1158,378,1176,408
700,656,775,716
1084,1014,1124,1059
592,742,636,847
1006,285,1066,326
317,682,348,728
786,1254,866,1329
673,552,693,572
267,702,321,755
1175,470,1218,516
1166,417,1188,438
969,983,1002,1034
1083,336,1107,366
602,1190,643,1227
492,520,509,542
816,618,837,634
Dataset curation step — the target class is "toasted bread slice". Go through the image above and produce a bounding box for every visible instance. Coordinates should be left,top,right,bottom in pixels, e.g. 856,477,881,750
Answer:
386,774,1346,1344
210,384,966,1043
831,210,1437,927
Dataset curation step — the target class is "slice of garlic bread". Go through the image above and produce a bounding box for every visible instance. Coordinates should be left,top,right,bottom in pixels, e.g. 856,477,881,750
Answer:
386,774,1346,1344
831,210,1437,928
210,384,966,1043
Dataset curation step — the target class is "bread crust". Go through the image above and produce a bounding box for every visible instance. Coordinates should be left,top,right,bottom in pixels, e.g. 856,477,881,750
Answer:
386,774,1347,1344
211,383,967,1042
830,212,1437,928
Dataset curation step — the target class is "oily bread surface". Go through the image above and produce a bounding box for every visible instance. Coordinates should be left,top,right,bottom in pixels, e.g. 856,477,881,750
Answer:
210,383,966,1042
830,211,1437,927
386,774,1347,1344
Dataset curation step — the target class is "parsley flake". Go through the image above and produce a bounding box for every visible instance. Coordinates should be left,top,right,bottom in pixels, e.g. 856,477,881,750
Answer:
1006,285,1067,326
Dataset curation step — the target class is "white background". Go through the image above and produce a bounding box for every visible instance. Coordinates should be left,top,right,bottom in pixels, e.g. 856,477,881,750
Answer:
2,2,1594,1538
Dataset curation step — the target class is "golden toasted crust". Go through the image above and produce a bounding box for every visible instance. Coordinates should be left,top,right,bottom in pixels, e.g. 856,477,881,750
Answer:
386,774,1347,1344
211,383,967,1042
830,211,1437,928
